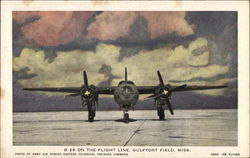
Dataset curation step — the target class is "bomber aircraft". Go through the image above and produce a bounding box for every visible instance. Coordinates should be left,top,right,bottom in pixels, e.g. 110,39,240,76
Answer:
24,68,227,123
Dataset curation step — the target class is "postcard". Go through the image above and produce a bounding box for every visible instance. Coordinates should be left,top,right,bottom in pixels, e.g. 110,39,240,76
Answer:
1,1,249,158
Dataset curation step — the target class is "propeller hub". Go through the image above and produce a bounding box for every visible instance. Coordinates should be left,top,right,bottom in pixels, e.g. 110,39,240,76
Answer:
81,88,92,98
84,90,91,96
162,90,169,95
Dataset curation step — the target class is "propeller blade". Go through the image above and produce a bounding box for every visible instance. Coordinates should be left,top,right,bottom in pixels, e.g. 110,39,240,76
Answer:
125,67,127,81
171,84,187,91
83,70,89,88
144,94,157,100
157,70,164,87
65,93,81,97
166,99,174,115
144,93,164,100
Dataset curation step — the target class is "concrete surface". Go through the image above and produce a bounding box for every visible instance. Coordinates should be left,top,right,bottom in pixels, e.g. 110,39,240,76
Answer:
13,109,237,146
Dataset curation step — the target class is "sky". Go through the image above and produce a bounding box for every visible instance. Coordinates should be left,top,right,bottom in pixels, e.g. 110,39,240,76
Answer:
12,11,237,111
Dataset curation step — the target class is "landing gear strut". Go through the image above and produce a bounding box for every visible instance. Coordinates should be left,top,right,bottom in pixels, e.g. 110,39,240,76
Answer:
157,106,165,120
87,103,96,122
123,110,129,123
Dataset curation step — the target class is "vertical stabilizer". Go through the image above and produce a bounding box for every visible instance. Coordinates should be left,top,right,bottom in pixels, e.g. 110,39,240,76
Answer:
125,67,127,81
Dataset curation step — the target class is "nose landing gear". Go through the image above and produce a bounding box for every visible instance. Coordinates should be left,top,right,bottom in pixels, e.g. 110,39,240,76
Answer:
123,110,129,123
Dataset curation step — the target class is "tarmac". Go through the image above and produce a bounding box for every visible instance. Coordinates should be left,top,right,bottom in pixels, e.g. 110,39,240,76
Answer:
13,109,237,146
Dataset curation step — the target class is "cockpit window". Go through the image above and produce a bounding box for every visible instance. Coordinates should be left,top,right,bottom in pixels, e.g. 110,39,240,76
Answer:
118,81,134,85
121,86,133,93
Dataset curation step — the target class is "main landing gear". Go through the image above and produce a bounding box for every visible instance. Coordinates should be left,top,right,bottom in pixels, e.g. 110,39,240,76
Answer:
157,106,165,120
84,101,96,122
155,100,165,120
88,104,96,122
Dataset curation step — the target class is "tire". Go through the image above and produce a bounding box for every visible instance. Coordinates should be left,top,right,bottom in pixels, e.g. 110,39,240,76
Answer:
158,107,165,120
88,111,94,122
93,106,96,117
88,105,94,122
124,113,129,123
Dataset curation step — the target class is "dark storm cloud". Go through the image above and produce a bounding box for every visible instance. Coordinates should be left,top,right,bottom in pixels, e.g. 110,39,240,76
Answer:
13,67,37,80
186,12,237,36
185,11,237,90
118,16,150,61
98,64,121,86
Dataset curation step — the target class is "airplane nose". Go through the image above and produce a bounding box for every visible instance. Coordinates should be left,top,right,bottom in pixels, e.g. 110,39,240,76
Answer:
124,94,130,99
121,92,132,100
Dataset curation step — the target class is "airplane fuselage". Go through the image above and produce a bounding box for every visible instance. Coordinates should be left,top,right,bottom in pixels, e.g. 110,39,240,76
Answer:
114,80,139,109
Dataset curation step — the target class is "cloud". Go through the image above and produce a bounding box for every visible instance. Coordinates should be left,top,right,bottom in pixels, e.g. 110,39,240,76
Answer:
86,12,137,41
13,11,40,24
13,11,96,46
14,37,233,97
111,38,230,86
86,11,194,40
13,44,120,88
140,12,194,38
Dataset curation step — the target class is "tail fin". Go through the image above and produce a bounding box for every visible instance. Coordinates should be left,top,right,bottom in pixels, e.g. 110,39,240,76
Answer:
125,67,127,81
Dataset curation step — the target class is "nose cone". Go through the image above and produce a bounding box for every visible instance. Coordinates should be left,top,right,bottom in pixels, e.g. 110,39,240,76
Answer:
114,83,139,106
120,92,133,101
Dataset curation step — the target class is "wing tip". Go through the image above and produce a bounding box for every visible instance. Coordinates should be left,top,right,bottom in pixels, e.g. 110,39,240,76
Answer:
220,85,228,88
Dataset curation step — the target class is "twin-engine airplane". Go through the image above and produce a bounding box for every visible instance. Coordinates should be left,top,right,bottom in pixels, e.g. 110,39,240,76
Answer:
24,68,227,123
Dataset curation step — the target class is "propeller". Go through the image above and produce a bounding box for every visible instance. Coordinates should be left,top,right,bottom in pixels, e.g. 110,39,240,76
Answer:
64,71,97,101
166,99,174,115
65,93,81,97
145,70,187,115
83,70,89,88
157,70,165,87
81,70,95,99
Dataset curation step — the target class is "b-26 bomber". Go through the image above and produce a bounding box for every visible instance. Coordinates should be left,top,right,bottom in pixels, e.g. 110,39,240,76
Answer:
24,68,227,123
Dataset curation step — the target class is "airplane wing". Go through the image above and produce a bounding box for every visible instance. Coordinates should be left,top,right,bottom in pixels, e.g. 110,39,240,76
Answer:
23,86,156,95
171,85,228,92
23,87,81,93
96,85,228,95
23,85,227,95
137,86,155,94
95,86,117,95
23,86,118,95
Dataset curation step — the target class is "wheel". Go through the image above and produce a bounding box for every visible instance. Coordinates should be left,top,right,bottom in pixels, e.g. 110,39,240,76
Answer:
92,106,96,117
158,107,165,120
88,105,94,122
88,110,94,122
93,109,96,117
124,113,129,123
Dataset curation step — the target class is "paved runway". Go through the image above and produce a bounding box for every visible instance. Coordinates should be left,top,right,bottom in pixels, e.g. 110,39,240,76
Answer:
13,109,237,146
